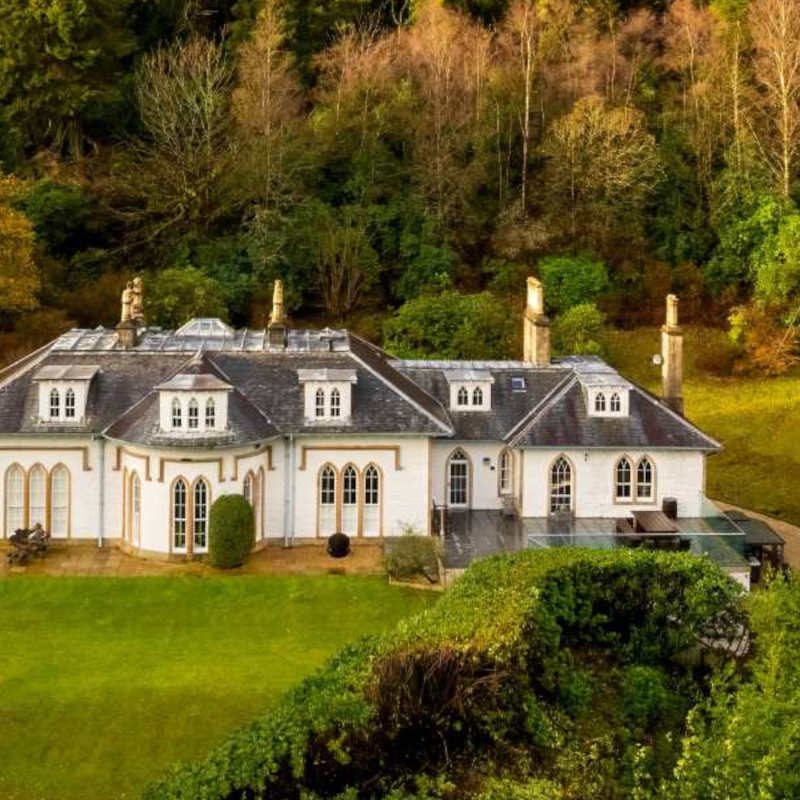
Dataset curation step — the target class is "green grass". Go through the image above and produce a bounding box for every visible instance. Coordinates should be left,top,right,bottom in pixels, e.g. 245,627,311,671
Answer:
606,327,800,525
0,575,435,800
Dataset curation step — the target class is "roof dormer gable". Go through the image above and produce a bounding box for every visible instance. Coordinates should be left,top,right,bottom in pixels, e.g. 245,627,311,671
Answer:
444,369,494,412
297,368,357,422
33,365,99,424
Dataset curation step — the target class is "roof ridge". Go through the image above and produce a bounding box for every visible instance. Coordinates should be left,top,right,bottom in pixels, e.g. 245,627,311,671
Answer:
347,334,454,436
505,373,577,443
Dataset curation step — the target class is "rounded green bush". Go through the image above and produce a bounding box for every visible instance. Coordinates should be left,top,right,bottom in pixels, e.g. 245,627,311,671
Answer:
208,494,254,569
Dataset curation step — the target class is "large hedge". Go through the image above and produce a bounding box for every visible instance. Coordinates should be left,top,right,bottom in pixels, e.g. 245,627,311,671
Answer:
208,495,254,569
145,549,743,800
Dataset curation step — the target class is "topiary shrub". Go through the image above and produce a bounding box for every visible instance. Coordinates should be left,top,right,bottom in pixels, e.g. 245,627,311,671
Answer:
208,494,254,569
328,532,351,558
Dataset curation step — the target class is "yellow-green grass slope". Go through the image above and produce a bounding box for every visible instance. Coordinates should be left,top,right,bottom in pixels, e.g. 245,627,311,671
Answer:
0,575,435,800
606,327,800,525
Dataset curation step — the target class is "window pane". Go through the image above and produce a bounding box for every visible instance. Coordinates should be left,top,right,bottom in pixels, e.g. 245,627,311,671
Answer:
5,466,25,535
330,388,341,418
51,466,70,537
173,481,187,549
65,389,76,419
616,459,631,499
188,399,199,430
193,481,208,549
206,398,215,429
49,389,60,418
550,458,572,513
29,466,47,528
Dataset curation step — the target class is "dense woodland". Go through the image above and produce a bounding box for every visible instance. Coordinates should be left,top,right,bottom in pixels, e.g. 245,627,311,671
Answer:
1,0,799,368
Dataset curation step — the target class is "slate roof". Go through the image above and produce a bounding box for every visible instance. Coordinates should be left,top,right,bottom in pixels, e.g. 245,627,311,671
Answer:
509,377,720,451
0,321,720,451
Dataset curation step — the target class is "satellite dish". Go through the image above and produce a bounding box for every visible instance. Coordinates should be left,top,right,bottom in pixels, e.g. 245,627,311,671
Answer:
652,354,663,366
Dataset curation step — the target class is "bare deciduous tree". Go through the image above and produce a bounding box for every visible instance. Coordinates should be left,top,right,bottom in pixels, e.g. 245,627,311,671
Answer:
750,0,800,198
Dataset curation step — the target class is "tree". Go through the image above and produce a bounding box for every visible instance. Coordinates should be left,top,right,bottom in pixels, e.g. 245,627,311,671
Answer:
752,209,800,305
145,266,229,328
0,177,40,315
120,37,236,246
383,290,515,359
541,95,662,256
0,0,136,156
749,0,800,198
314,206,381,320
233,1,302,210
552,302,606,356
538,254,609,314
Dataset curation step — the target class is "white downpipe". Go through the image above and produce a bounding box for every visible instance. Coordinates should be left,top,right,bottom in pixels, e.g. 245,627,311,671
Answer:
284,434,296,548
96,437,105,548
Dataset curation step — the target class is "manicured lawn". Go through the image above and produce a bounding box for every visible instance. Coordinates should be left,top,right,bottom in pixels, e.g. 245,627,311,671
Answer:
606,327,800,525
0,575,435,800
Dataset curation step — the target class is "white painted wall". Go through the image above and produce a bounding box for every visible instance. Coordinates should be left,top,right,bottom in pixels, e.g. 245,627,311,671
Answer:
293,435,430,537
520,448,706,518
431,441,510,510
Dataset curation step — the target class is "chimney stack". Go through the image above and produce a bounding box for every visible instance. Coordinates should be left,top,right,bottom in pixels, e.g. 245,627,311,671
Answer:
523,277,551,366
116,281,138,348
661,294,684,415
268,279,287,347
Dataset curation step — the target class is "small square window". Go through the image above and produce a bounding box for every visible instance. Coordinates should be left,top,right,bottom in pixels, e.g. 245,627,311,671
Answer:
511,377,526,392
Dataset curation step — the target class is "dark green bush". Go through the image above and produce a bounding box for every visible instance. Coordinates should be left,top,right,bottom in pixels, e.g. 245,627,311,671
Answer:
145,549,743,800
384,534,441,583
208,495,254,569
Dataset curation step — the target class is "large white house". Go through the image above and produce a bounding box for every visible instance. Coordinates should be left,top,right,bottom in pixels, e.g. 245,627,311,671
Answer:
0,277,724,561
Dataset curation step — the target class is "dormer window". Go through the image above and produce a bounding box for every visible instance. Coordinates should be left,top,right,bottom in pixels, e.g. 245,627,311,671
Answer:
594,392,606,412
172,398,182,428
205,398,216,429
64,388,76,419
610,393,621,412
34,365,99,424
445,370,494,412
157,372,232,434
511,376,527,392
298,369,357,422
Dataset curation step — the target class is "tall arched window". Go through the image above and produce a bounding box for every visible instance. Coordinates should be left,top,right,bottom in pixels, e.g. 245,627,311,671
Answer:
447,449,470,507
615,457,632,500
243,472,254,506
636,458,654,500
594,393,606,412
610,393,621,413
315,388,326,418
330,388,341,418
550,457,572,513
173,479,188,550
363,465,381,536
171,398,182,428
472,387,483,406
128,472,141,545
64,388,76,419
318,465,337,535
457,387,469,406
341,465,358,535
28,465,47,528
49,388,60,418
257,466,266,539
5,465,25,536
205,397,216,429
499,449,512,495
193,479,209,550
188,398,199,429
50,465,70,538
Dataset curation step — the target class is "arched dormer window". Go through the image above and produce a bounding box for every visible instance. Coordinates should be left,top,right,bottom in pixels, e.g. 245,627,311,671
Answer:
187,398,199,429
615,457,632,500
171,398,182,428
610,392,621,413
594,392,606,412
457,387,469,406
472,387,483,406
49,388,60,418
330,388,341,418
315,388,326,418
636,457,654,501
550,456,572,514
64,388,76,419
205,397,216,429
